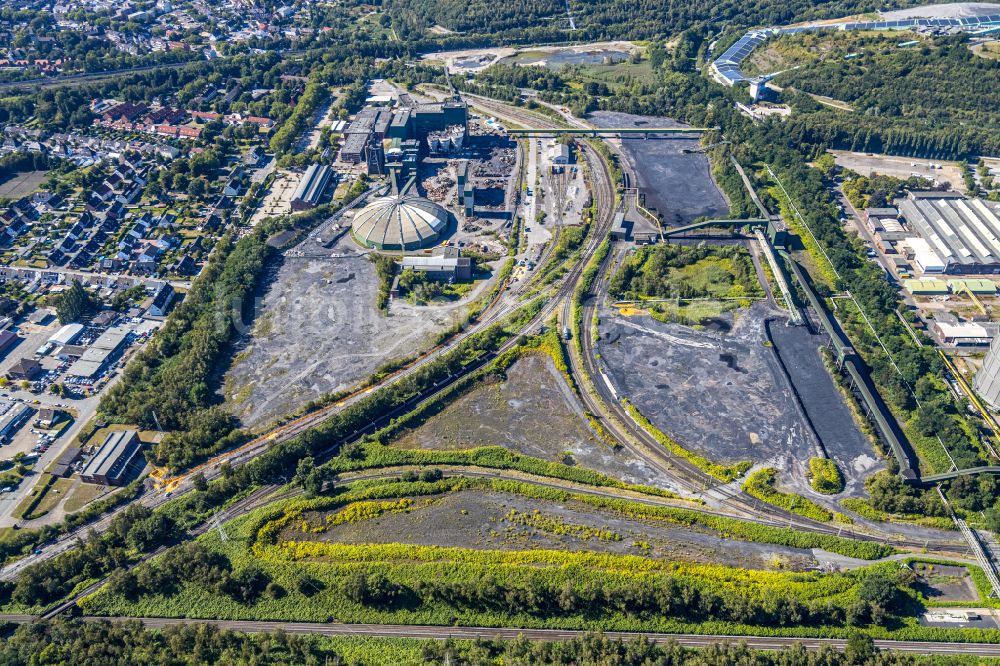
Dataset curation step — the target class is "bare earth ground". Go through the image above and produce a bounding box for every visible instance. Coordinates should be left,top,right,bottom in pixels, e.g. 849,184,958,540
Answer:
596,302,881,497
830,151,965,192
0,171,47,198
424,41,639,74
588,111,729,227
224,229,469,429
394,353,672,490
912,562,979,603
881,3,1000,19
294,488,818,571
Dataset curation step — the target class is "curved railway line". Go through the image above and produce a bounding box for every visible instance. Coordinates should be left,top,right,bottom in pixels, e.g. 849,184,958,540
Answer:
572,238,966,551
0,96,971,621
0,130,616,584
473,97,964,554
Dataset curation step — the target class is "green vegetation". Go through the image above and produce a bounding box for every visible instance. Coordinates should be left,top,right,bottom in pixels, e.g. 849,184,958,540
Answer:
82,476,904,632
742,29,898,77
774,34,1000,158
98,203,344,472
396,269,479,305
13,474,72,520
269,79,329,154
506,508,623,542
53,280,99,324
1,620,980,665
743,468,835,523
318,440,681,500
0,619,422,666
622,400,751,483
841,498,954,532
809,457,844,495
371,254,396,312
841,172,934,210
0,504,177,612
608,243,762,325
387,0,886,45
572,238,611,356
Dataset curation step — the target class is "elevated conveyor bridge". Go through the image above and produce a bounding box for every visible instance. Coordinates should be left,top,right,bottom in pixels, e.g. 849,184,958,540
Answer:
508,127,711,138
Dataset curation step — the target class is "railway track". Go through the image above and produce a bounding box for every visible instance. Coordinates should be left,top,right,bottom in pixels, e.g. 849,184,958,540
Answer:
0,131,614,584
1,94,965,598
450,95,966,554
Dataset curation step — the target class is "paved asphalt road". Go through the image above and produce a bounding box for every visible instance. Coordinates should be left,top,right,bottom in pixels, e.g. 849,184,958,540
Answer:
34,618,993,655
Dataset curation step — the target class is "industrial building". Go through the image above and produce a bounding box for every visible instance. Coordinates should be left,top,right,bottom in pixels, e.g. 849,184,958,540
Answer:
865,207,908,254
899,237,947,274
931,321,990,346
50,447,81,478
351,179,450,251
48,323,85,348
427,125,465,154
896,192,1000,274
340,99,468,176
456,160,474,217
400,255,472,281
0,404,32,441
67,325,131,379
976,337,1000,409
79,429,142,485
291,164,334,211
6,358,41,381
0,329,18,359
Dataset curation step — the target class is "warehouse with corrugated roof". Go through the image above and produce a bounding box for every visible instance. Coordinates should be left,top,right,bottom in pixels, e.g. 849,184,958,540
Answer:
897,192,1000,274
291,164,335,211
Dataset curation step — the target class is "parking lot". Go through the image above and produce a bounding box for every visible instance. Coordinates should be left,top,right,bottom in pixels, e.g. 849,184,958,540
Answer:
830,150,965,190
0,312,158,522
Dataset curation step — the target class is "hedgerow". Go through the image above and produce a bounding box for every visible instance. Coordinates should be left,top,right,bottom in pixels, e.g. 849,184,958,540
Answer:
841,498,955,532
743,468,834,523
319,441,684,500
621,400,751,482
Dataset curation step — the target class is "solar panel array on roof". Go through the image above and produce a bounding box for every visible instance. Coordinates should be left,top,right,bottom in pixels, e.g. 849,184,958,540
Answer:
843,15,1000,29
712,14,1000,87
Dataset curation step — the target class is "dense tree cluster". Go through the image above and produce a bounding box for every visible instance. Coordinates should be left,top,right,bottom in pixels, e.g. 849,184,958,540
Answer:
0,7,201,84
422,631,930,665
841,173,937,210
330,565,912,629
95,228,267,470
3,505,176,608
776,36,1000,158
0,619,334,666
53,280,100,324
106,542,275,604
0,151,50,187
0,620,939,666
608,244,760,300
385,0,891,44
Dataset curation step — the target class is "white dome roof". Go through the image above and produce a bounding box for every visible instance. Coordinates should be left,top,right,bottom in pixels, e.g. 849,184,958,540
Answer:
352,194,448,249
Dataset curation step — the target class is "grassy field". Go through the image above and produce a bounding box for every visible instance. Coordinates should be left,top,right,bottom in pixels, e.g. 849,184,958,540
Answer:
12,475,73,520
78,475,1000,644
573,60,657,87
647,299,742,325
63,480,114,513
742,31,921,77
971,41,1000,61
81,476,889,627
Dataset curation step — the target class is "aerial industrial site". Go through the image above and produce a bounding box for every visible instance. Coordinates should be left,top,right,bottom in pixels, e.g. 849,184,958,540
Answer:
0,0,999,662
